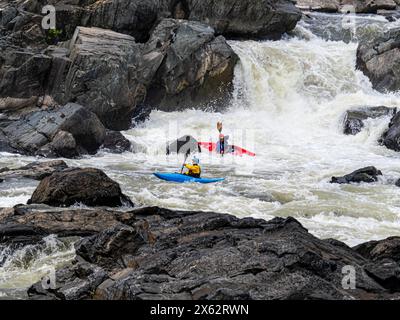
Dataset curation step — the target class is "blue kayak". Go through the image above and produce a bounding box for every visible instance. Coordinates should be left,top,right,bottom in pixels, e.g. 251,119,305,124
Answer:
153,172,225,184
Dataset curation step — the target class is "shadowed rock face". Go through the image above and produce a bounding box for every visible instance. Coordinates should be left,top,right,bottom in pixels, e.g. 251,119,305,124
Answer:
143,19,238,111
0,103,106,157
23,207,400,300
356,28,400,93
381,111,400,152
56,0,301,41
28,167,133,207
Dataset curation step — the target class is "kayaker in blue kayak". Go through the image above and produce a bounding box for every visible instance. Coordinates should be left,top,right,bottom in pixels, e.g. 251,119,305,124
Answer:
183,156,202,178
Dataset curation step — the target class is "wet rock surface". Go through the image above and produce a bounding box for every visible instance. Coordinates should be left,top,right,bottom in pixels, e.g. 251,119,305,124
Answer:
356,28,400,93
0,103,106,157
0,160,68,181
343,106,396,135
28,167,134,207
381,111,400,152
23,206,400,300
330,166,383,184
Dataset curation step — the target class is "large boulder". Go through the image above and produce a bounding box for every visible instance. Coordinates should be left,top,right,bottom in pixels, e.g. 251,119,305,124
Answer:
28,167,133,207
101,130,131,153
0,103,106,157
343,106,396,135
381,111,400,152
27,207,400,300
49,27,149,131
356,28,400,93
144,19,238,111
330,166,383,184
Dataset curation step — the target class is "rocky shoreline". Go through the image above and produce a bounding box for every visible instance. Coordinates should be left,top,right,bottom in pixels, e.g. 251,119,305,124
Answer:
0,161,400,299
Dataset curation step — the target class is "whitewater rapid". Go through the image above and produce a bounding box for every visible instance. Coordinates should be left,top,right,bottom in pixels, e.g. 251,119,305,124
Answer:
1,12,400,297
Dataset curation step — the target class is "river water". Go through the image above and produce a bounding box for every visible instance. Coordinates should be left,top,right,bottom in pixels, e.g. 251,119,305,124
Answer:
1,13,400,298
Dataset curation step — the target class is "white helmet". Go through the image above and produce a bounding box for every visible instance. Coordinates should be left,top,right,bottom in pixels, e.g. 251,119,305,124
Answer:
192,156,200,164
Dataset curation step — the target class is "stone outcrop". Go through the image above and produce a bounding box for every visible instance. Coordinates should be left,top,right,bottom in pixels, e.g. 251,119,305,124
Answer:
28,167,133,207
356,28,400,93
0,103,106,157
24,207,400,300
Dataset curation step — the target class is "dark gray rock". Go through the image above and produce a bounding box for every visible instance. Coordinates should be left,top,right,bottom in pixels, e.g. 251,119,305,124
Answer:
356,28,400,93
343,106,396,135
354,237,400,263
0,103,106,157
0,205,136,244
101,130,131,154
25,207,400,300
144,19,238,111
83,0,301,40
296,0,397,13
166,135,200,155
0,160,68,181
49,27,147,131
28,167,134,207
381,111,400,152
330,166,383,184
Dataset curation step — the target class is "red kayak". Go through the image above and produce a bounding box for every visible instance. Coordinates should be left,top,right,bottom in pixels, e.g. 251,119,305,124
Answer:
198,142,255,157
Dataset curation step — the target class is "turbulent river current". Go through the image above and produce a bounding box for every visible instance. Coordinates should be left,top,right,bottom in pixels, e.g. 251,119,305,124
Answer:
1,13,400,298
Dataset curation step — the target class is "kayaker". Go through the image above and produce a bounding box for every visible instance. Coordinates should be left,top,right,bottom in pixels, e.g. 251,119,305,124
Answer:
216,133,230,155
183,156,201,178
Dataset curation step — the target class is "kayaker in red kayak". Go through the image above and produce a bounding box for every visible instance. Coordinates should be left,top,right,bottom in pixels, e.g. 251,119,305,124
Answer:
216,122,230,155
183,156,202,178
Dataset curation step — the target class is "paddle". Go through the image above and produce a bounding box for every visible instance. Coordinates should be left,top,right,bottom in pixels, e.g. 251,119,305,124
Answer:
180,150,190,174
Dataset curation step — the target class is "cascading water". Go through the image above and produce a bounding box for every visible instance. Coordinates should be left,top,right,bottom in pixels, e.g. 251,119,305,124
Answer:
1,12,400,298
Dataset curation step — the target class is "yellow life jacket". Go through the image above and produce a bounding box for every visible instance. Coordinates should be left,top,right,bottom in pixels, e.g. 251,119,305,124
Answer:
184,164,201,178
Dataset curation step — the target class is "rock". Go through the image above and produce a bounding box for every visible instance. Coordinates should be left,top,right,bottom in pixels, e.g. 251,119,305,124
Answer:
0,160,68,181
295,0,340,12
49,27,146,131
101,130,131,154
180,0,302,39
28,258,109,300
356,28,400,93
343,106,396,135
27,207,400,300
28,167,134,207
42,130,78,158
166,135,200,155
297,0,398,13
0,103,106,157
144,19,238,111
0,204,136,244
85,0,301,40
330,166,383,184
341,0,397,13
381,111,400,152
354,237,400,263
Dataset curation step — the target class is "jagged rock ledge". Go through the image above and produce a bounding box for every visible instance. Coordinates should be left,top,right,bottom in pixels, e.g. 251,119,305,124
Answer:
1,206,398,300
